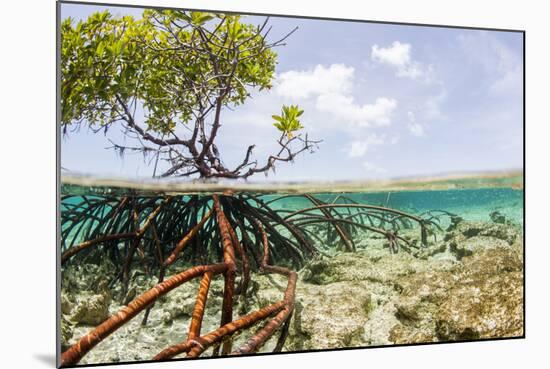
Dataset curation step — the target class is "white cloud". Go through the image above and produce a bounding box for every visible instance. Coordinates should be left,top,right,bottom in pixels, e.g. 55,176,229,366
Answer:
423,90,446,121
372,41,411,67
458,32,522,97
348,141,369,158
275,64,354,99
346,133,389,158
489,66,522,96
276,63,397,128
316,94,397,127
371,41,426,80
408,123,424,137
407,111,425,137
363,161,387,174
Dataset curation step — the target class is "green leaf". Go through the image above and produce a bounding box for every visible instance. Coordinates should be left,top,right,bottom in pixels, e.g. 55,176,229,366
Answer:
197,13,214,24
61,9,280,141
271,105,305,136
96,41,105,56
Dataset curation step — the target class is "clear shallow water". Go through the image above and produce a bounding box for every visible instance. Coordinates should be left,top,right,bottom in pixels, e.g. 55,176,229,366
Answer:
62,174,524,226
263,187,523,225
59,173,524,364
61,176,524,248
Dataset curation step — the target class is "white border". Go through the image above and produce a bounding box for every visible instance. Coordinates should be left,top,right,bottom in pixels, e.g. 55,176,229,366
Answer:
2,1,547,368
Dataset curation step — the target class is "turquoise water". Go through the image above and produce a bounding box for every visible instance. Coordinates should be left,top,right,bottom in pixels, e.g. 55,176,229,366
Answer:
61,186,524,223
61,185,524,251
262,187,524,225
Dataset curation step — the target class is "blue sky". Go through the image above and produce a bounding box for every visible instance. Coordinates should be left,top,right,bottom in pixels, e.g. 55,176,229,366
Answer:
60,3,524,182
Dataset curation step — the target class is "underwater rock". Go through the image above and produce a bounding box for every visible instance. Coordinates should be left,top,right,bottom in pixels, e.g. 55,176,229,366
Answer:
62,258,117,295
301,252,434,286
208,278,227,298
155,277,225,325
284,249,458,349
395,298,424,322
489,211,508,224
159,285,200,323
285,280,373,351
60,316,74,351
390,296,440,344
61,292,74,315
388,246,523,344
435,271,523,340
450,236,510,259
361,288,401,346
413,243,451,260
69,292,111,326
160,296,197,324
445,220,521,260
478,224,520,244
460,247,523,276
445,221,519,245
253,273,290,303
447,215,465,231
394,269,458,309
389,325,436,344
122,286,137,306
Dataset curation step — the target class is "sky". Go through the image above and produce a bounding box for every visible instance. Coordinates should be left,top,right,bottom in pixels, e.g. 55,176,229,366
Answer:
60,3,524,182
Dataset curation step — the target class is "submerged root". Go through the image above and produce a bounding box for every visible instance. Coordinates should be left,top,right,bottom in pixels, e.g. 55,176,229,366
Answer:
60,192,446,364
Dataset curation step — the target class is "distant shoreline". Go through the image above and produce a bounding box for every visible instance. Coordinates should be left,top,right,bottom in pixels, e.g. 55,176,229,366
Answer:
61,170,523,195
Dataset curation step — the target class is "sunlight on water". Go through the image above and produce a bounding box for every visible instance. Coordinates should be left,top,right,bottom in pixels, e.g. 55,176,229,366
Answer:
61,170,523,196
